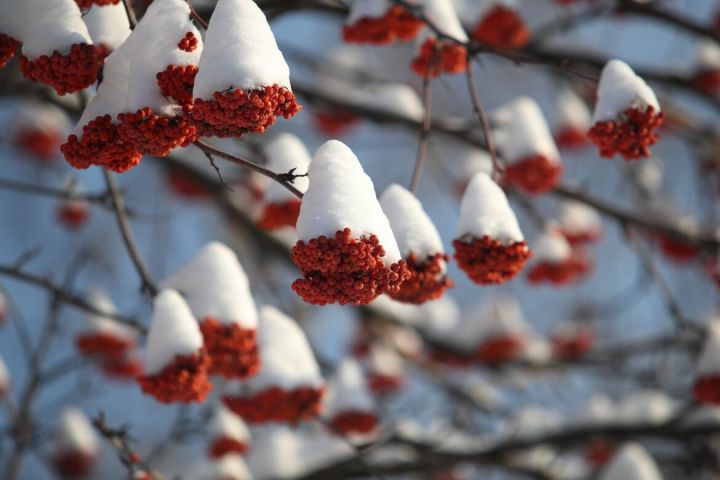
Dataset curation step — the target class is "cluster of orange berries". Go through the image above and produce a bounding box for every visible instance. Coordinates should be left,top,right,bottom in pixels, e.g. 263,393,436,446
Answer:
157,64,199,105
137,351,213,403
291,229,411,305
75,0,120,7
199,318,259,379
475,334,526,365
329,410,378,435
342,5,423,44
20,43,101,95
257,199,302,231
117,107,197,156
453,235,532,285
472,5,530,50
178,31,199,52
389,252,453,304
51,450,97,478
502,154,563,194
61,115,142,173
0,33,20,68
411,38,467,77
223,386,324,423
693,374,720,405
588,106,665,160
527,251,593,285
208,436,248,458
75,329,140,380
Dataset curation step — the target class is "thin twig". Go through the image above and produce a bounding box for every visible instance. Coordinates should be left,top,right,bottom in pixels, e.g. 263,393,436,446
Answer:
185,0,209,29
201,150,233,192
466,57,503,181
121,0,137,28
409,53,435,193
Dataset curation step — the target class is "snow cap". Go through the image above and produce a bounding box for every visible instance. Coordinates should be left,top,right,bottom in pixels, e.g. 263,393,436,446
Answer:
559,201,601,236
593,60,660,123
469,295,529,340
234,306,322,392
52,407,98,456
0,355,8,393
380,184,444,258
533,228,571,262
600,443,663,480
193,0,291,99
162,242,258,329
456,172,524,243
209,406,251,444
367,344,403,377
324,359,375,417
194,455,252,480
493,96,560,165
16,0,92,59
696,40,720,70
697,322,720,375
84,2,131,50
144,289,204,375
296,140,402,264
554,88,591,132
82,288,135,339
262,133,311,203
435,135,493,183
419,0,468,42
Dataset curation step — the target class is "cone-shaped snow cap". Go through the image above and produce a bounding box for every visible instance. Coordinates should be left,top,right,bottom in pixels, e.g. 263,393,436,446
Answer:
52,408,98,456
297,140,401,264
493,96,560,165
193,0,291,99
144,289,204,375
84,2,130,51
162,242,258,329
559,201,601,239
593,60,660,123
262,133,310,203
456,172,523,243
16,0,92,58
210,406,251,444
697,322,720,375
82,288,134,338
194,455,252,480
533,228,572,262
420,0,468,41
599,443,663,480
380,183,444,258
324,359,375,417
554,88,591,132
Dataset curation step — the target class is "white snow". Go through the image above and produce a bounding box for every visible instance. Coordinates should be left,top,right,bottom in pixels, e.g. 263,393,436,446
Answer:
696,40,720,70
504,406,564,437
455,172,524,243
297,140,402,264
419,0,469,42
576,394,615,425
492,96,560,165
355,84,425,122
193,455,252,480
592,60,660,123
380,184,444,258
209,406,251,444
421,297,488,351
161,242,258,329
193,0,291,99
559,201,601,237
262,133,311,203
617,390,678,425
0,0,26,39
417,296,461,336
123,0,203,113
228,306,322,393
554,88,591,132
434,135,493,183
324,359,375,417
697,322,720,375
599,443,663,480
533,228,571,262
8,101,71,141
302,305,359,366
0,355,8,392
144,289,204,375
367,344,404,377
15,0,92,59
473,295,529,340
84,2,131,51
81,288,135,339
53,408,98,456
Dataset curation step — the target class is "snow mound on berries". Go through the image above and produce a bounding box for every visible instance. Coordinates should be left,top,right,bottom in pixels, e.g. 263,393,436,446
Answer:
0,0,25,39
302,305,359,366
144,289,204,375
262,133,310,203
554,88,591,131
697,322,720,375
493,96,560,165
195,455,252,480
533,228,571,262
83,288,134,338
297,140,402,264
576,394,614,425
123,0,202,113
368,343,403,377
209,406,251,443
380,183,444,258
324,359,375,416
472,295,529,338
8,101,72,140
599,443,662,480
232,306,322,392
435,135,493,182
353,83,425,122
0,355,8,391
161,242,258,328
696,40,720,70
617,390,678,425
593,60,660,123
84,2,131,50
420,0,468,42
16,0,92,59
193,0,291,99
456,172,524,242
53,408,97,455
559,201,601,236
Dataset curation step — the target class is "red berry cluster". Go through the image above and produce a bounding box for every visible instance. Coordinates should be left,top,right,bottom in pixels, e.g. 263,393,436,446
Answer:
100,356,143,380
257,199,301,231
472,5,530,50
389,252,453,304
453,235,531,285
61,115,142,173
157,64,198,105
693,374,720,405
56,201,89,230
199,318,259,379
290,228,411,305
51,450,96,478
75,333,134,359
75,0,120,7
117,107,197,156
178,32,199,52
476,334,525,365
329,410,378,435
15,128,62,160
587,106,665,161
551,327,596,360
555,126,588,149
691,70,720,94
427,345,475,368
137,351,212,403
187,84,300,138
0,33,20,68
656,233,698,263
585,438,615,469
209,436,248,458
312,109,358,136
342,5,423,44
502,154,563,195
222,386,324,423
20,43,101,95
95,43,112,61
561,228,602,247
167,168,208,199
367,373,403,395
411,38,467,78
527,253,592,285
